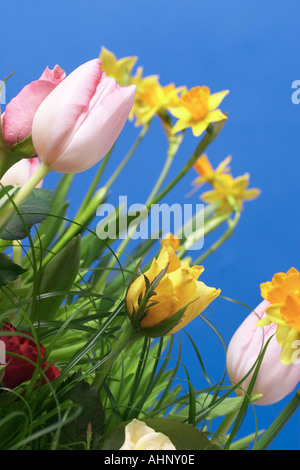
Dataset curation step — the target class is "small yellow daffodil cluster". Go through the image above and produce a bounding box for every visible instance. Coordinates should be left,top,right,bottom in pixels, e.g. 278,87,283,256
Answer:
191,153,260,214
257,267,300,364
99,47,228,136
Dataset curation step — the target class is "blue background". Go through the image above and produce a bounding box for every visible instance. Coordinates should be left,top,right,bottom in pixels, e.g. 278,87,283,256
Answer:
1,0,299,449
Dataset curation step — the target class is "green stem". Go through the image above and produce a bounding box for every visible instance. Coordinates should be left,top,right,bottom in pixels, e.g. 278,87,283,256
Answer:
192,209,241,265
92,323,142,392
103,124,149,191
252,389,300,450
145,155,174,206
40,128,149,269
210,411,238,447
145,132,184,206
229,431,264,450
150,120,226,207
176,210,230,260
94,122,226,291
41,186,107,268
13,239,22,289
78,146,114,213
0,161,51,232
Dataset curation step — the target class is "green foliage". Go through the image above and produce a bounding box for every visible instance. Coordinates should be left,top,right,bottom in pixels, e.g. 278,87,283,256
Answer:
0,188,52,240
0,252,27,285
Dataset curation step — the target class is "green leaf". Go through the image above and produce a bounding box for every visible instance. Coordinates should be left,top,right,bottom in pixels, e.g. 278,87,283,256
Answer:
49,373,105,450
33,173,74,252
30,235,81,321
100,418,220,450
9,135,35,158
170,393,262,421
0,188,52,240
140,300,194,338
0,252,27,285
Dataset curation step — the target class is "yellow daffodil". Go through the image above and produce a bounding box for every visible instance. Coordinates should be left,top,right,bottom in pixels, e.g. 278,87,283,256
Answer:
200,173,260,214
125,242,220,336
120,419,176,450
169,86,229,137
257,267,300,364
130,66,159,91
130,72,183,128
99,46,137,85
192,154,232,188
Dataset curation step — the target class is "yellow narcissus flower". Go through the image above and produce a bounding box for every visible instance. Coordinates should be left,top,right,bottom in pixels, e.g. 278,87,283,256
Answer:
125,243,220,337
120,419,176,450
257,267,300,364
129,67,184,128
169,86,229,137
192,154,232,188
99,46,137,85
200,173,260,214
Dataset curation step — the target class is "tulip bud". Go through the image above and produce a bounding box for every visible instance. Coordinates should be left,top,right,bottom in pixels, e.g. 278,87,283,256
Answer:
120,419,176,450
226,300,300,405
32,59,136,174
1,65,66,148
1,158,42,187
125,242,220,337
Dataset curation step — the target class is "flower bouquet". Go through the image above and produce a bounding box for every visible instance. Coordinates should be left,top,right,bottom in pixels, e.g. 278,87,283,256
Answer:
0,47,299,452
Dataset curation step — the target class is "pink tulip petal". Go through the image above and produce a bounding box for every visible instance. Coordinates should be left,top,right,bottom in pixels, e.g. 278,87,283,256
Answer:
2,80,57,146
2,65,65,147
39,65,66,84
32,59,102,165
50,83,136,173
1,159,31,186
226,300,300,405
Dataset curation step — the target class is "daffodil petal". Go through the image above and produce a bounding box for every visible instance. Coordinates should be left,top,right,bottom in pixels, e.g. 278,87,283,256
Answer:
208,90,229,110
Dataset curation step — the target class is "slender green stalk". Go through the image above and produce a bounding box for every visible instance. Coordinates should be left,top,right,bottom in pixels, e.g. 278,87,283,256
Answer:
94,122,226,291
92,323,142,392
103,124,149,190
78,146,115,213
252,389,300,450
145,132,184,205
193,209,241,265
42,127,149,268
13,240,22,289
229,431,264,450
0,161,51,232
210,411,238,447
150,120,226,207
41,186,107,268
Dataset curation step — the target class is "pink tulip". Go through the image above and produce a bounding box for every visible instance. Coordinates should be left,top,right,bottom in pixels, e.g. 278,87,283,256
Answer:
31,59,136,174
1,158,42,187
226,300,300,405
1,65,66,147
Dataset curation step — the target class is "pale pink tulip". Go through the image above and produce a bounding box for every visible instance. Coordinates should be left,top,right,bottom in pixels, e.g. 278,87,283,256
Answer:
32,59,136,174
1,65,66,147
1,158,43,187
226,300,300,405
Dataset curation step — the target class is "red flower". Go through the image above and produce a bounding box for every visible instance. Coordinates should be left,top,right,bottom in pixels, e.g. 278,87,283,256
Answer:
0,323,60,389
